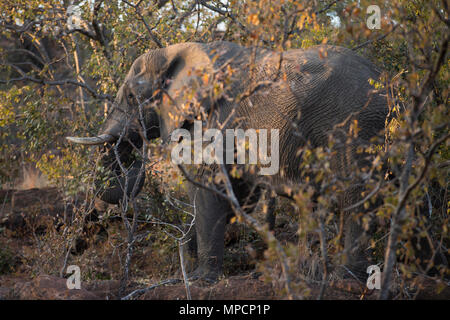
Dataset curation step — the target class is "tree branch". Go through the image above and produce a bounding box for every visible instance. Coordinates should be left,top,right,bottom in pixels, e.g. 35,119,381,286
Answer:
0,73,111,100
352,24,399,51
122,0,164,48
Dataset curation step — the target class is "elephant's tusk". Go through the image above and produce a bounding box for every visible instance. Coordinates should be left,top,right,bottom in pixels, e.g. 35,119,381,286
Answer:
66,134,116,145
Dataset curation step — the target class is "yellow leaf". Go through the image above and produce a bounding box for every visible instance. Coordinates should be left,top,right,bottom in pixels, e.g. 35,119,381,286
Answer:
298,15,307,30
202,73,209,84
248,14,260,26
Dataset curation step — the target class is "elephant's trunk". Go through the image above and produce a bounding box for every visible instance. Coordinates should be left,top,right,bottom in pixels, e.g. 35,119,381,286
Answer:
97,158,145,205
95,140,146,205
67,115,146,204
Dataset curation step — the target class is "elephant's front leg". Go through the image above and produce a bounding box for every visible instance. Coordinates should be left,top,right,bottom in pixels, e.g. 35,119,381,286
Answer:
188,185,231,281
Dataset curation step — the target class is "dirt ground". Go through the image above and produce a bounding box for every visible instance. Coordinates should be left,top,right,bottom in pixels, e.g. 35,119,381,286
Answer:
0,187,449,300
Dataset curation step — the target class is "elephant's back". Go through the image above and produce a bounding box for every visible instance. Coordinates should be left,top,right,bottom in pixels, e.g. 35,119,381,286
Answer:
271,45,387,145
233,45,388,180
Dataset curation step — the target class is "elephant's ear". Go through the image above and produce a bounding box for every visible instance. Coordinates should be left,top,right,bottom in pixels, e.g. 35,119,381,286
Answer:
152,52,185,94
129,53,185,101
156,44,215,140
162,55,184,84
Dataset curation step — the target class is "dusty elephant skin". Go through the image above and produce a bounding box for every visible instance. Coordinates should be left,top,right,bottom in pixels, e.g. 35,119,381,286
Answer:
67,41,388,281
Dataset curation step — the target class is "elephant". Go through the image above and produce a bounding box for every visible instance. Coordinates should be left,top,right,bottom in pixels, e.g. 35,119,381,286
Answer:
67,41,388,281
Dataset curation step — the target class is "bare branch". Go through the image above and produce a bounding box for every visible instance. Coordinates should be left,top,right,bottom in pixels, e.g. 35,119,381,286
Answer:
0,73,111,100
352,24,399,51
122,0,164,48
198,0,270,46
121,278,181,300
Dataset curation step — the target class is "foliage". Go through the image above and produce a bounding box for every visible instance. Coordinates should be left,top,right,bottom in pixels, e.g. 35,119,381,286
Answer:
0,245,15,275
0,0,448,299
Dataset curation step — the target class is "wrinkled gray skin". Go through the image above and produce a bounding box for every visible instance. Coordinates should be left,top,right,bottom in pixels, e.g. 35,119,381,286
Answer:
67,41,388,281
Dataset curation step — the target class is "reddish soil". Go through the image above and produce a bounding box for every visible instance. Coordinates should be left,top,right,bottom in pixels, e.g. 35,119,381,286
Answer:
0,187,448,300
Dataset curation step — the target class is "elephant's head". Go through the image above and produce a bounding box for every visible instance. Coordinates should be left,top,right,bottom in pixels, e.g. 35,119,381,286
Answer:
66,43,215,204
